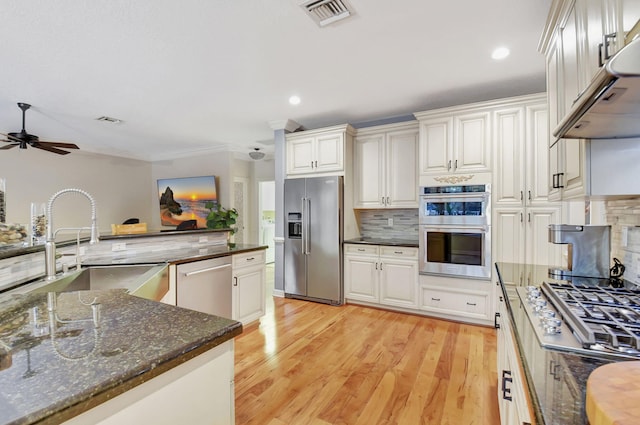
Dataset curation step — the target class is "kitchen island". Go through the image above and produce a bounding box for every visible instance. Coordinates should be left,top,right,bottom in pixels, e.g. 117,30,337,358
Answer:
0,289,242,425
495,262,636,425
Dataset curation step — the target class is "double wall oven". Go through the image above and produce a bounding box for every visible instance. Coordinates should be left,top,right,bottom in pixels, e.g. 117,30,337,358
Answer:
419,183,491,279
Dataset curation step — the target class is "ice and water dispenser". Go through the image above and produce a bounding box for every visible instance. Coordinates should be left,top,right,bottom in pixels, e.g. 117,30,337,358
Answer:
287,213,302,239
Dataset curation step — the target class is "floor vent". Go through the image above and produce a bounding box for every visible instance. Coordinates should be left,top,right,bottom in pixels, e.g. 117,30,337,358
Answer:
300,0,354,27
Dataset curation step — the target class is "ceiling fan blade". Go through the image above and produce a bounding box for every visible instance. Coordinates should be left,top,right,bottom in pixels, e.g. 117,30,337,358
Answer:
37,140,79,149
0,144,18,150
31,143,71,155
0,132,21,143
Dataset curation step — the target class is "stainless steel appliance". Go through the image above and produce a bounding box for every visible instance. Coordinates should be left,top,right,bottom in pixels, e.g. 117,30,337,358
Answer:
418,184,491,279
284,176,343,305
176,257,233,318
554,36,640,139
516,276,640,360
548,224,611,278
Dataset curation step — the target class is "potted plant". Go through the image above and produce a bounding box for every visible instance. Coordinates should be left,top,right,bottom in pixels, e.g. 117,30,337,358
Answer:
205,201,238,235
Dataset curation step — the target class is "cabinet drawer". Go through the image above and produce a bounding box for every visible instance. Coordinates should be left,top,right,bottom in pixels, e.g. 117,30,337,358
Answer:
232,250,266,269
379,246,418,259
344,244,379,256
420,285,488,318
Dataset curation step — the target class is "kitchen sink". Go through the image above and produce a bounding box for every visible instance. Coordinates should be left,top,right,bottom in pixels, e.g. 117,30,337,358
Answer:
9,264,169,302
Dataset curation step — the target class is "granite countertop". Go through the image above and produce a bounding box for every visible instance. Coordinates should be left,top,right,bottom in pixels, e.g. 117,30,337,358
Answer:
344,237,418,248
0,289,242,425
81,243,267,267
0,228,231,261
495,262,631,425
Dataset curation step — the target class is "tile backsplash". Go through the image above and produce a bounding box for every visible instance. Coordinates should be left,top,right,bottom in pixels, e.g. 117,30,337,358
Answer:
356,209,418,240
605,198,640,284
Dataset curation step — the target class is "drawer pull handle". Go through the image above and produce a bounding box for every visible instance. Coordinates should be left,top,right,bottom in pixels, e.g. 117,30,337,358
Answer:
466,302,477,306
501,370,513,401
246,257,255,261
394,251,403,254
183,263,232,277
357,248,365,252
431,297,440,301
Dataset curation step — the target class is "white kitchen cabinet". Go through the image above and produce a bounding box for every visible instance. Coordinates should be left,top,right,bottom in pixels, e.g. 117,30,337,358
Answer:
286,124,354,177
344,244,418,309
232,250,266,325
492,95,564,273
414,108,491,181
353,122,419,208
539,0,640,200
420,282,490,322
496,291,533,425
65,340,235,425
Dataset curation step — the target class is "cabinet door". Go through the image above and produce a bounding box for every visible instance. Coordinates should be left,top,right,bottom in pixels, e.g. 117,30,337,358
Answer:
419,117,453,175
525,206,564,269
493,107,525,205
454,111,491,173
379,258,418,308
233,264,265,325
287,137,315,175
315,132,344,173
354,134,385,208
526,103,552,205
493,207,526,265
386,128,419,207
344,255,379,302
583,0,606,83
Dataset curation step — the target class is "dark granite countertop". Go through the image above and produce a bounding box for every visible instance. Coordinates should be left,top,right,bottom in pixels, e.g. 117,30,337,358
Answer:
0,229,231,261
343,237,418,248
81,243,267,266
0,289,242,425
495,262,634,425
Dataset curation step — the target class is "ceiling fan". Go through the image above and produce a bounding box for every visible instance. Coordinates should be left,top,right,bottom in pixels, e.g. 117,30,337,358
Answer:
0,102,79,155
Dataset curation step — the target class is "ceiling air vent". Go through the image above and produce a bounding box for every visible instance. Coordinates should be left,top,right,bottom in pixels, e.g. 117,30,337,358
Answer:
300,0,354,27
95,116,122,124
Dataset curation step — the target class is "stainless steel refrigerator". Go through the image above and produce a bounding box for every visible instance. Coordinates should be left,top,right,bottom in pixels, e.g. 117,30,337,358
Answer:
284,176,343,305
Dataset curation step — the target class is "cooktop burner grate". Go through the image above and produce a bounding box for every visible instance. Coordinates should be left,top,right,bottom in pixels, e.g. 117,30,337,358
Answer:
541,281,640,355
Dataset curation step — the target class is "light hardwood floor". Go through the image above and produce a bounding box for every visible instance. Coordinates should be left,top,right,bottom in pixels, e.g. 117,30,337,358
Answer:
234,267,499,425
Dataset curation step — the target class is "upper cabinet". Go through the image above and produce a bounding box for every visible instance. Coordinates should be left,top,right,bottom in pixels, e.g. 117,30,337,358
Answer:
540,0,640,200
414,109,491,181
286,124,354,177
353,122,419,208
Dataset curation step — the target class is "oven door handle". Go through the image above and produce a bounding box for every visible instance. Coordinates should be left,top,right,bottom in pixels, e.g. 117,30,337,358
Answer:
420,193,488,203
420,225,489,233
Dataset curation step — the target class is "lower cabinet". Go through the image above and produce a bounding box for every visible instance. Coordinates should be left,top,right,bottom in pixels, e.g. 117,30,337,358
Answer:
344,244,419,309
419,274,492,325
496,290,533,425
64,340,235,425
232,250,266,325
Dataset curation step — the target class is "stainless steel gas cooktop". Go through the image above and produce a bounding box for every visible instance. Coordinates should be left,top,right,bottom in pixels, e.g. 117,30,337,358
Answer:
517,277,640,360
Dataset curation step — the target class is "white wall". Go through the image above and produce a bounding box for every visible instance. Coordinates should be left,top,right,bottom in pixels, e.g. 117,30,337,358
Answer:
0,149,152,236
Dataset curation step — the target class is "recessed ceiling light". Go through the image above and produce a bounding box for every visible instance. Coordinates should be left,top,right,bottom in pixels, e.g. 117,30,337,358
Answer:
492,47,510,60
289,95,301,105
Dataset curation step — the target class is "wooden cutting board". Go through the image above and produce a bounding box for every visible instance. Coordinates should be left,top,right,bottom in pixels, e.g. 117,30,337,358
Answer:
586,361,640,425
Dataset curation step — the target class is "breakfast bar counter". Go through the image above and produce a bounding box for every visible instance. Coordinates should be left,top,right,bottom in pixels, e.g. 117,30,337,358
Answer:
0,289,242,425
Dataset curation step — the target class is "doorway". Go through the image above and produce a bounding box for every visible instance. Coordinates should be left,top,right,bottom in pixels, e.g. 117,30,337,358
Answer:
259,181,275,263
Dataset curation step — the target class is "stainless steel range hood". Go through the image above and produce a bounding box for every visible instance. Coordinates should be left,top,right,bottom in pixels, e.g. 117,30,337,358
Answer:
554,36,640,140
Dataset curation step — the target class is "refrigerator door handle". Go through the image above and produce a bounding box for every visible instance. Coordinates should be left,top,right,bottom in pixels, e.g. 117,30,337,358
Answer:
305,198,311,254
301,197,307,255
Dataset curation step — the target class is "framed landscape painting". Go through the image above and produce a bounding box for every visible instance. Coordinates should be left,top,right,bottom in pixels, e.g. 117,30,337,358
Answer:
157,176,218,228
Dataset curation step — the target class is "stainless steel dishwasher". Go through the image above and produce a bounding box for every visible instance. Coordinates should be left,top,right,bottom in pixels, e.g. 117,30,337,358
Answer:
176,256,232,318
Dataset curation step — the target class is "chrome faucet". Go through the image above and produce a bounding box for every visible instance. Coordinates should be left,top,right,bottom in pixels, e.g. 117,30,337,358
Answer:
44,188,99,280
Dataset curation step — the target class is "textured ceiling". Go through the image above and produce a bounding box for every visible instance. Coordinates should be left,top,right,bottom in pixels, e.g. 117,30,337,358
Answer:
0,0,552,161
